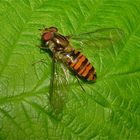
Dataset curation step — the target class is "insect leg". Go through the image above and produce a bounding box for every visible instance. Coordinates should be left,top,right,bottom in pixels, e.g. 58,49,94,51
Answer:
32,58,47,66
75,75,86,93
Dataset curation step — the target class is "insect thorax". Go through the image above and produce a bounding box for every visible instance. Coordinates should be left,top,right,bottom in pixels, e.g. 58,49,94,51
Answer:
47,39,74,61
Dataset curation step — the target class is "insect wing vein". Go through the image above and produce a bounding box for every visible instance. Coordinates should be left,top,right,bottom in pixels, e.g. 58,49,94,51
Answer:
68,28,124,49
49,54,69,114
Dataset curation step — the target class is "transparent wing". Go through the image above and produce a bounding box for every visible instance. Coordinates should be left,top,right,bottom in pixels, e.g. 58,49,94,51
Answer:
67,28,124,49
49,53,69,116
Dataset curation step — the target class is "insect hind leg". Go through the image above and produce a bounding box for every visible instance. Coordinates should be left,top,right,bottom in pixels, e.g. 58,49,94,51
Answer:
75,75,86,93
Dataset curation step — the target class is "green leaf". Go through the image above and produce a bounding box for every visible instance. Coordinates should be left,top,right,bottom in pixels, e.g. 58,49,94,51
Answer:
0,0,140,139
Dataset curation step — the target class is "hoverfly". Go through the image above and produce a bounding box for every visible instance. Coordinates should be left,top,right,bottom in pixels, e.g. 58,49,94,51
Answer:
39,27,123,115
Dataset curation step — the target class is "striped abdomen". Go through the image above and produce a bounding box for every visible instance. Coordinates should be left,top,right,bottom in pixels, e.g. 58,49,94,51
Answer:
65,50,96,81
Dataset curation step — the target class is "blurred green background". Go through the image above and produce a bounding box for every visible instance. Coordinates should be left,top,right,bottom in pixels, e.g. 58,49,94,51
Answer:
0,0,140,140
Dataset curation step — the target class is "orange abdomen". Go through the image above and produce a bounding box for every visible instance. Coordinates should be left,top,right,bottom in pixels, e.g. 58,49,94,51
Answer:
65,50,96,81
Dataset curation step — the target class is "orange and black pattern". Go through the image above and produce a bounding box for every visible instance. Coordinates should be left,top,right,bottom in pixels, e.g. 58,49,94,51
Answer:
41,27,97,81
66,50,96,81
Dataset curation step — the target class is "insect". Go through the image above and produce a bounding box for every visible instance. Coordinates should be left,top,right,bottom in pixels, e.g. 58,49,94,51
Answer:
39,27,123,114
41,27,97,81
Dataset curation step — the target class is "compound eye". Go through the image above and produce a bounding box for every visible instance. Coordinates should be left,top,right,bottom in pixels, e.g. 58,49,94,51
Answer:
42,32,53,41
49,27,58,32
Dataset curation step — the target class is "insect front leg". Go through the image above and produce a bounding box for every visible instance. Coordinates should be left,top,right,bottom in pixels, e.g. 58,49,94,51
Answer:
32,58,48,66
